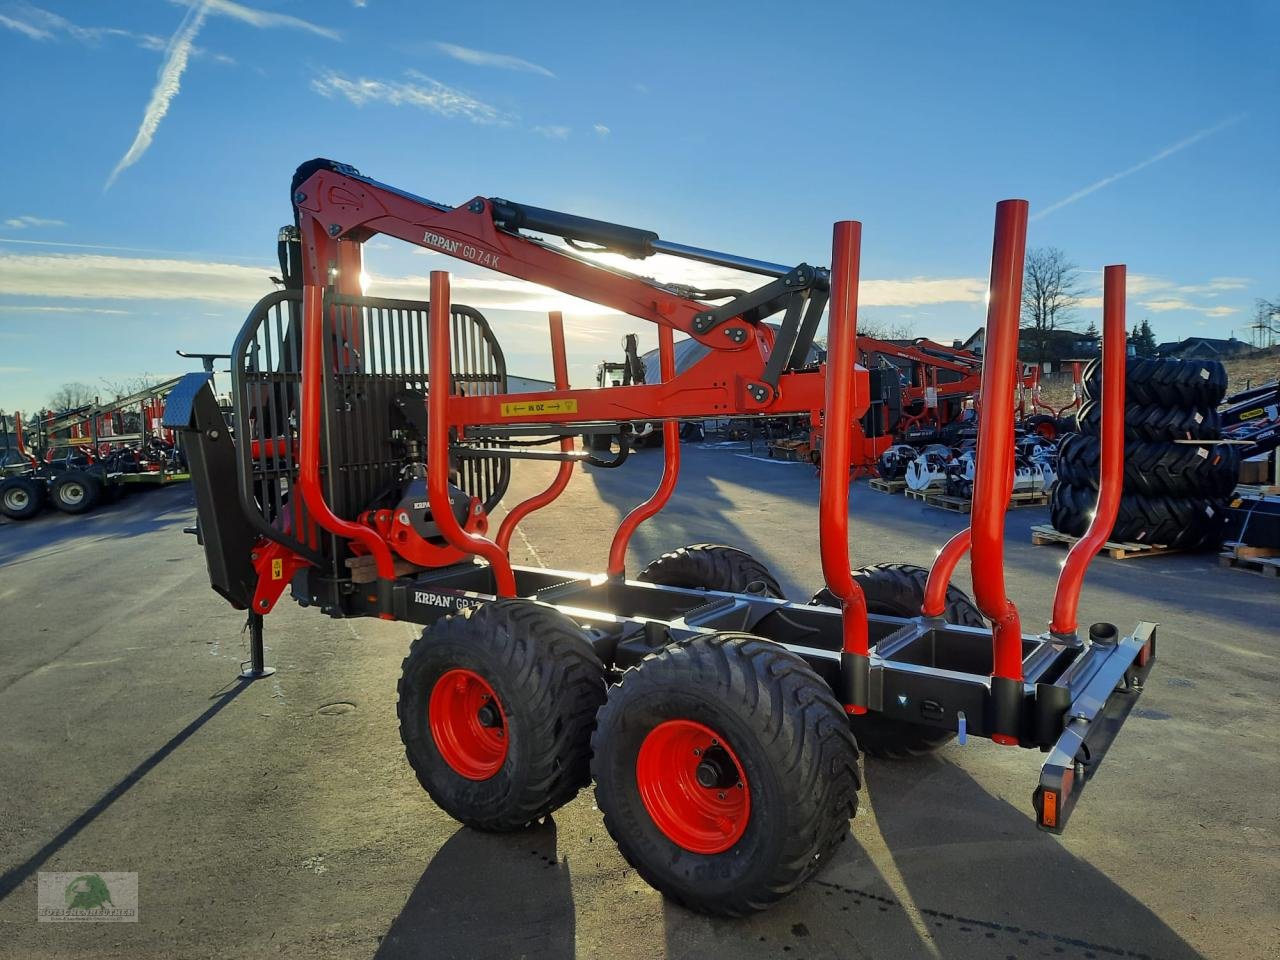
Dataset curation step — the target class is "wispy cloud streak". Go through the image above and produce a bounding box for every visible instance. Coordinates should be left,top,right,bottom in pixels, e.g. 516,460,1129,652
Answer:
1033,114,1246,220
4,215,64,229
167,0,339,39
105,1,210,190
312,69,511,124
434,41,554,77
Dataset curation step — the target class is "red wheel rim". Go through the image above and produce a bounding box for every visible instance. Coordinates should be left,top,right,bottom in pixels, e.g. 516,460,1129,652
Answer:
428,669,508,780
635,719,750,854
1035,421,1057,439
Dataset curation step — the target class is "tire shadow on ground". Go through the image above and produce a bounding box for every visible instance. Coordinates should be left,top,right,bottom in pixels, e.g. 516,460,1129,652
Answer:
375,817,575,960
658,754,1206,960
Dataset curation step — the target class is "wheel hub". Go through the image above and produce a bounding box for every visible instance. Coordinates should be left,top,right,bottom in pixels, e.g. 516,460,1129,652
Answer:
428,668,509,781
636,719,750,854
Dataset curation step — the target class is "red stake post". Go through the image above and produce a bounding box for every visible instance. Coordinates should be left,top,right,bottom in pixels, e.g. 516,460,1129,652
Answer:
496,312,576,552
818,221,871,714
607,325,680,577
427,271,517,597
969,199,1029,744
1051,265,1127,636
297,255,396,591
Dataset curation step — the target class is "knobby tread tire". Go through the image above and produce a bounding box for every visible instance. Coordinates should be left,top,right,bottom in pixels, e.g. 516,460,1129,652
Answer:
1076,399,1221,442
397,599,607,832
1082,356,1228,408
0,476,44,521
49,471,102,514
810,562,985,627
811,563,982,758
637,543,784,598
591,633,860,916
1056,433,1241,497
1049,482,1228,548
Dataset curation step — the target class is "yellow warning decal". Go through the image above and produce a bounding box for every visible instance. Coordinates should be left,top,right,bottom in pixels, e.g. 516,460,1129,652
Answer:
271,558,284,580
500,399,579,418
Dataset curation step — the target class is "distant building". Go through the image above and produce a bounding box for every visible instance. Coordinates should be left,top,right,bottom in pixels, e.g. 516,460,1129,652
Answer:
962,326,1101,372
506,374,556,392
1153,336,1253,360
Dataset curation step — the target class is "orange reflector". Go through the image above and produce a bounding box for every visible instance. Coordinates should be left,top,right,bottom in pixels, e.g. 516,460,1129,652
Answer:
1041,790,1058,828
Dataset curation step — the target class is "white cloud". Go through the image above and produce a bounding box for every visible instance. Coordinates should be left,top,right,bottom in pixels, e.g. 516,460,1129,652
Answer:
434,41,554,77
533,125,571,140
1141,297,1239,317
0,9,49,39
106,1,211,190
1094,273,1251,319
0,251,275,303
0,304,129,314
593,123,610,137
0,3,232,60
312,69,511,124
1033,114,1246,220
4,215,64,229
168,0,339,40
0,249,994,318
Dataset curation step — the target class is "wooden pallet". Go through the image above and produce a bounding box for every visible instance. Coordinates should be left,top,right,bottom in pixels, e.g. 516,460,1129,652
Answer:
1218,552,1280,579
1217,541,1280,579
868,477,907,494
1233,484,1280,499
904,489,1050,513
1029,524,1180,560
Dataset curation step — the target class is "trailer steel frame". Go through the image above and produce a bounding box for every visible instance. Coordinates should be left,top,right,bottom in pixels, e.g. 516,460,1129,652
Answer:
169,160,1153,896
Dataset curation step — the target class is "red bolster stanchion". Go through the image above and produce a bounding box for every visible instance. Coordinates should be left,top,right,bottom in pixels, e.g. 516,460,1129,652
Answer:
922,527,971,618
968,199,1029,745
819,221,871,714
496,311,575,552
1050,265,1127,636
607,325,680,578
427,271,518,597
297,278,396,601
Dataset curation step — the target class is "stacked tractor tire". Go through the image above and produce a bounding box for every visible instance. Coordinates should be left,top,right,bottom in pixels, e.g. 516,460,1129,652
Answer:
1051,357,1238,549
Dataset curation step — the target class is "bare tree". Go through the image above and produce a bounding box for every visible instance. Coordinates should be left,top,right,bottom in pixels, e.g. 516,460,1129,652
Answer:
1021,247,1081,365
1250,298,1279,349
100,373,163,400
46,382,97,413
858,315,916,341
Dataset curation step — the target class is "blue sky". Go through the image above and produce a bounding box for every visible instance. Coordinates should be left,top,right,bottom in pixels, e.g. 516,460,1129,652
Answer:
1,0,1276,413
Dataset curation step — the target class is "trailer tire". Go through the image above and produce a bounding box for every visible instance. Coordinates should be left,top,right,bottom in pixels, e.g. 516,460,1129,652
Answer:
49,472,102,514
1082,356,1228,408
810,562,985,627
0,476,45,520
1049,482,1228,548
811,563,982,759
591,633,860,916
397,599,607,832
1057,433,1240,497
637,543,784,598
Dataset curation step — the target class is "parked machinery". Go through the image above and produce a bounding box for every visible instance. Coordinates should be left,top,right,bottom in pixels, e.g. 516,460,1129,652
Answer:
168,160,1155,916
0,379,188,521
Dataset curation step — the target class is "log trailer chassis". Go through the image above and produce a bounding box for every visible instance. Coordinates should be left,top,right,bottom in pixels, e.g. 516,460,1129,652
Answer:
169,159,1155,915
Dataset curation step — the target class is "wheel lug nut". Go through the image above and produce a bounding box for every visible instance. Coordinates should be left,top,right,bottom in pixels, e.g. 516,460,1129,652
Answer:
692,748,701,756
718,792,726,800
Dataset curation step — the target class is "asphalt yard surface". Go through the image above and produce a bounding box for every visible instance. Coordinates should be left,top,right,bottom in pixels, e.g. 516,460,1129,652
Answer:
1,441,1276,959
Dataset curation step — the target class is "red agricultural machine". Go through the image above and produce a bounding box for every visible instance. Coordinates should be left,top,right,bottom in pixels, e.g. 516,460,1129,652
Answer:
169,159,1153,915
0,380,189,521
